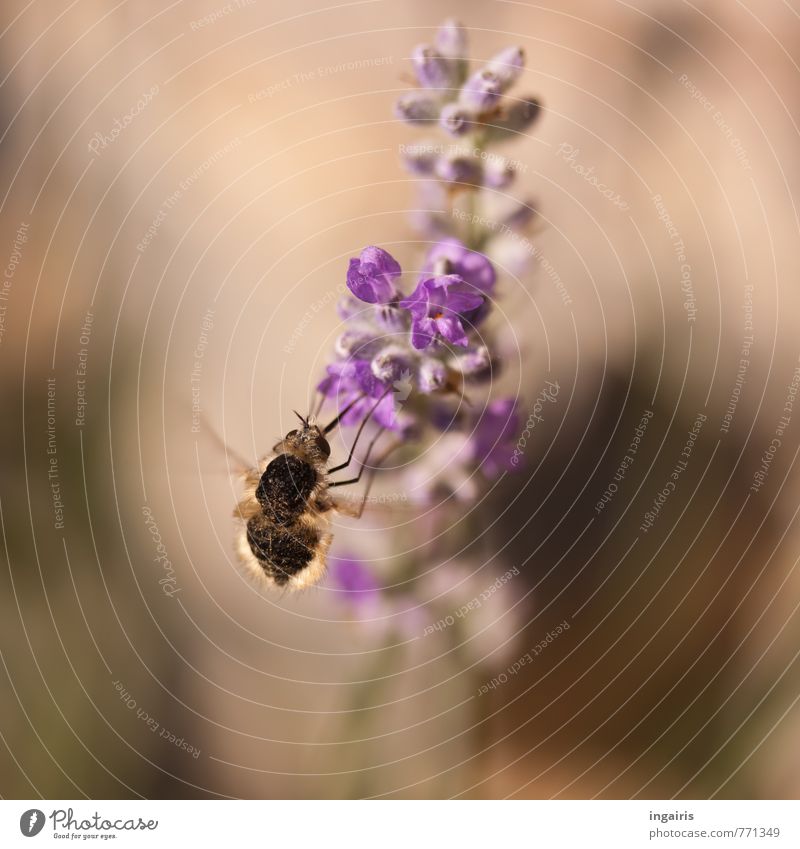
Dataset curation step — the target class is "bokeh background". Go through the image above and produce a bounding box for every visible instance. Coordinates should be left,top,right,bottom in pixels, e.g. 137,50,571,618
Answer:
2,0,800,799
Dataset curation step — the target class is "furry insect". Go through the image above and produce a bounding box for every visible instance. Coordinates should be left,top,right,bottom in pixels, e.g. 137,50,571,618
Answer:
234,393,391,591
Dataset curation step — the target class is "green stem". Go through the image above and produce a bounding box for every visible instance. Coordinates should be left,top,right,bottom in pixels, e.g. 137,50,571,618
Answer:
462,130,486,251
341,637,403,799
464,189,479,250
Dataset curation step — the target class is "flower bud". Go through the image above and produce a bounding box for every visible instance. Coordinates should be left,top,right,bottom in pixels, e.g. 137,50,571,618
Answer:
412,45,459,90
395,92,440,124
450,345,494,382
423,238,496,294
347,246,402,304
502,198,536,230
435,152,483,185
435,19,468,85
335,327,378,359
458,69,503,112
402,141,440,175
419,358,448,393
374,304,408,331
486,46,525,89
484,97,541,142
440,102,477,136
371,344,414,383
483,157,515,189
337,293,366,320
435,19,468,58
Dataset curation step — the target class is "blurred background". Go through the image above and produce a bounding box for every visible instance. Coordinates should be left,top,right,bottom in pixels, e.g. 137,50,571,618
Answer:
2,0,800,799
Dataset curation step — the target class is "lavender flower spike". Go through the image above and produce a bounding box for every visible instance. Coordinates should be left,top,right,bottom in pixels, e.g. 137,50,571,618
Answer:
346,246,402,304
302,20,544,695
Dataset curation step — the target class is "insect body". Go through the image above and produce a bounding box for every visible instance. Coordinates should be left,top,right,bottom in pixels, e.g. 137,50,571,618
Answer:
234,396,391,591
235,421,335,590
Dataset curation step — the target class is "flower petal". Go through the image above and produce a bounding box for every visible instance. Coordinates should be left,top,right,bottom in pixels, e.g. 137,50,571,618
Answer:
346,246,402,304
409,316,437,349
435,315,469,346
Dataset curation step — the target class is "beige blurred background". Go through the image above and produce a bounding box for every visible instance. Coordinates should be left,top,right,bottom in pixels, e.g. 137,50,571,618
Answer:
1,0,800,799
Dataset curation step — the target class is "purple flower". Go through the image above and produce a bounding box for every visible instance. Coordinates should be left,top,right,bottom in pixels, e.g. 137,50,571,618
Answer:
412,45,458,90
373,304,407,331
318,360,379,422
370,344,413,383
486,46,525,88
334,326,379,359
402,142,439,175
395,91,440,124
422,238,496,294
435,19,468,59
318,359,407,433
458,48,524,113
346,246,402,304
459,69,503,111
419,357,448,392
470,397,520,477
399,274,484,350
327,554,379,604
440,102,476,136
484,157,515,189
433,19,468,88
434,153,483,185
450,344,493,382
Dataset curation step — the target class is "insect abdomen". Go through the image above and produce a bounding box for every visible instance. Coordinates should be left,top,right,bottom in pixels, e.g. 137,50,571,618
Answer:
246,517,320,585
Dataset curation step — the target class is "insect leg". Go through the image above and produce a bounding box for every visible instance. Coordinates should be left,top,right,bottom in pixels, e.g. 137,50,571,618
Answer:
197,413,252,475
322,392,368,435
311,388,326,419
342,440,404,519
328,387,392,474
328,425,388,487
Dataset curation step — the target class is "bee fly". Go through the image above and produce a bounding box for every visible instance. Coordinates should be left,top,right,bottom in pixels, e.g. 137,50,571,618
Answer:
234,391,394,591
